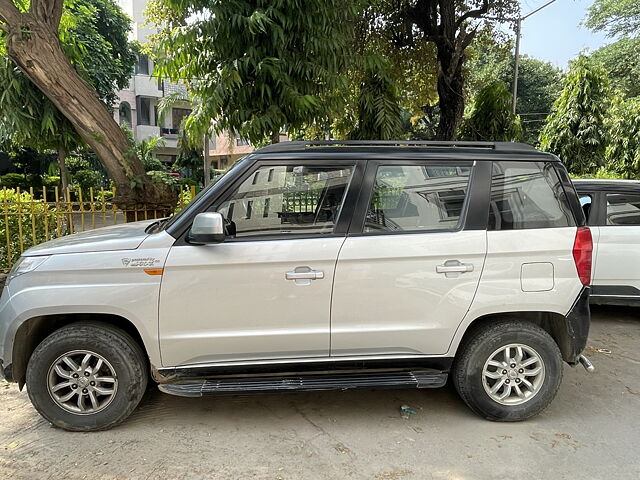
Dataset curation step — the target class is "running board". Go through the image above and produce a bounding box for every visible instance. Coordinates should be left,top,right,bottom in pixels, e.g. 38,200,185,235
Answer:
158,370,448,397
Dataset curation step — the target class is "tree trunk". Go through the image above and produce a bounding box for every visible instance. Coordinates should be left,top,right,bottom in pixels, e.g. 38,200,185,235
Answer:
271,130,281,144
57,144,69,192
435,42,466,141
5,18,175,208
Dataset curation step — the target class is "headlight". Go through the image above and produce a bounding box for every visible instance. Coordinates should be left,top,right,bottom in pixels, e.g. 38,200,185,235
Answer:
6,256,50,286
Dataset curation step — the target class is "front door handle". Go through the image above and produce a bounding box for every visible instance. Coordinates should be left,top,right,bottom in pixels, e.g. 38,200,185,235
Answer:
286,266,325,285
436,260,474,278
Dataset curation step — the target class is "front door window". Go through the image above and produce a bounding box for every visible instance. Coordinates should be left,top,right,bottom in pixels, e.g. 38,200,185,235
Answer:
217,165,354,237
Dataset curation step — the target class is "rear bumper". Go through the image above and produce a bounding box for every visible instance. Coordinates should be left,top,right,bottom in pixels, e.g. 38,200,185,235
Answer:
563,286,591,364
0,359,11,383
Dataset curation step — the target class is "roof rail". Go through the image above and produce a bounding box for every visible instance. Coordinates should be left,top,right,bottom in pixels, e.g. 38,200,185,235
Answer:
256,140,536,153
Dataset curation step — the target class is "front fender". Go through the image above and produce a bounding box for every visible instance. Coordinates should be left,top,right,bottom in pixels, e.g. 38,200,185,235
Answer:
0,249,169,372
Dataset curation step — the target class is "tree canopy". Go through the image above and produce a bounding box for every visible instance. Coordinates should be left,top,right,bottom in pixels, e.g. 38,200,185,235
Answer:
350,57,403,140
585,0,640,38
363,0,520,139
588,37,640,99
467,45,563,144
605,97,640,179
0,0,138,189
0,0,173,206
0,0,137,150
151,0,356,145
461,81,521,142
539,56,612,175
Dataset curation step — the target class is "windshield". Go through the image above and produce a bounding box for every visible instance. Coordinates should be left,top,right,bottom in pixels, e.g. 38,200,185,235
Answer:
161,156,250,231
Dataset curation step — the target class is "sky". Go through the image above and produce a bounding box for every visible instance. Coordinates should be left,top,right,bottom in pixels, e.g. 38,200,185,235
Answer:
516,0,610,69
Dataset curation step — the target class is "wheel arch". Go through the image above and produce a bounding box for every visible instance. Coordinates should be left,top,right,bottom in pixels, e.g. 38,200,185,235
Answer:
10,313,148,389
451,311,578,364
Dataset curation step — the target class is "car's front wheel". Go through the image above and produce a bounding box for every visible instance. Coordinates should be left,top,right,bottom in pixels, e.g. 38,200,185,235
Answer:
26,322,148,431
453,320,563,421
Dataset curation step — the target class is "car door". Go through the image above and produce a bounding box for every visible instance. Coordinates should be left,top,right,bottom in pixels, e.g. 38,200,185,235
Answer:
591,189,640,301
159,160,361,367
330,160,488,356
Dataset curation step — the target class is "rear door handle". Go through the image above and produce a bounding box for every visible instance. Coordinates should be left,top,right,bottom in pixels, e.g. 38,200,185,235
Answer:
286,266,324,285
436,260,474,277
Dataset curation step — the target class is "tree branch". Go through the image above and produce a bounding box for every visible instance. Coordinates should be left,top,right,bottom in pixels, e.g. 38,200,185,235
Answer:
31,0,64,28
455,0,489,31
407,0,439,40
0,0,23,27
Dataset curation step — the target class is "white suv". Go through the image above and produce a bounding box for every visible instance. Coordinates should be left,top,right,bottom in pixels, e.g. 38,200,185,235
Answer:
0,141,593,431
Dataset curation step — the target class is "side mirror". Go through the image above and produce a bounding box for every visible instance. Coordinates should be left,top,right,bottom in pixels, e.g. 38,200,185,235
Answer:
187,212,225,244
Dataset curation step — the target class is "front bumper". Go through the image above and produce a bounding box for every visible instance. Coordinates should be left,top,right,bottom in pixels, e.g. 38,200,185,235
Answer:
0,285,15,383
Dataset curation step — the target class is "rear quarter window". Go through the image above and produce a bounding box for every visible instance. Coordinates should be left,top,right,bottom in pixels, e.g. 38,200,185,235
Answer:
489,161,576,230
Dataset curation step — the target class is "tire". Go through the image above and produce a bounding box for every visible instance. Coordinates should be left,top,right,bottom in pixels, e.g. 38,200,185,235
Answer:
453,320,563,422
26,322,148,432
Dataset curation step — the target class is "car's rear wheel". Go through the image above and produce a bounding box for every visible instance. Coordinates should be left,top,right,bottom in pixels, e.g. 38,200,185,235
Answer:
453,320,563,421
26,322,148,431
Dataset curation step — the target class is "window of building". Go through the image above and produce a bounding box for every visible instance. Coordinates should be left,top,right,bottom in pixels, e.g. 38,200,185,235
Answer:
236,137,250,147
118,102,132,128
135,54,150,75
606,193,640,225
365,164,471,233
171,108,191,133
488,161,575,230
217,165,354,237
136,97,151,126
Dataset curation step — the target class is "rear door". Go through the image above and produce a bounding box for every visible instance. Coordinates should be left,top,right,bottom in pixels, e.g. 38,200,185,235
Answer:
330,160,489,356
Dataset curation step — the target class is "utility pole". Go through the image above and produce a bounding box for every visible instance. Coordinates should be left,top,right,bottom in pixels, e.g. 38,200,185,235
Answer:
512,17,522,115
512,0,557,114
203,133,211,187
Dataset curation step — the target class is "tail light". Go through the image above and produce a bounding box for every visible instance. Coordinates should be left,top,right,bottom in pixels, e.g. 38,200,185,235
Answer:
573,227,593,286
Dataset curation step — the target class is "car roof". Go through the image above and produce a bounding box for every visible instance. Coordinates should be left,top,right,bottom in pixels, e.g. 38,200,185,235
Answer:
252,141,558,161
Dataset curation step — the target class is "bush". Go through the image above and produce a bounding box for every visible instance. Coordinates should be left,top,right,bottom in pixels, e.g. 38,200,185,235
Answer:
71,169,103,192
174,187,194,214
178,177,199,188
43,175,61,188
0,173,34,190
95,188,115,202
147,170,179,188
65,156,92,173
0,189,60,270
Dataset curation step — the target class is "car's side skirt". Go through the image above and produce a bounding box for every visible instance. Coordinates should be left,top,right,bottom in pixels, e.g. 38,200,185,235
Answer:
154,355,453,384
158,369,449,397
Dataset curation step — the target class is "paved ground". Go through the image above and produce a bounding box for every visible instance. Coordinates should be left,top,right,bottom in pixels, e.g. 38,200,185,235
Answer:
1,306,639,480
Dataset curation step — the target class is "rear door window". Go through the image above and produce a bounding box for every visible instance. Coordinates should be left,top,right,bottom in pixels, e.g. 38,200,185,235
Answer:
364,164,471,233
489,161,575,230
606,193,640,225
